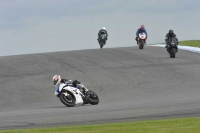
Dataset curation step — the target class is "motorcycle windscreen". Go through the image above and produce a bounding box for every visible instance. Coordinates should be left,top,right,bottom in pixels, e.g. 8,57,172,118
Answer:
168,38,177,46
139,33,146,39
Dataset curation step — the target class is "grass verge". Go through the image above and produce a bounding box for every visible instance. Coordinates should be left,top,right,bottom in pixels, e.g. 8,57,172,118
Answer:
157,40,200,47
1,117,200,133
179,40,200,47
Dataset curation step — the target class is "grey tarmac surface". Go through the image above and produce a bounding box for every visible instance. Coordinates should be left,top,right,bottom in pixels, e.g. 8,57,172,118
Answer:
0,46,200,130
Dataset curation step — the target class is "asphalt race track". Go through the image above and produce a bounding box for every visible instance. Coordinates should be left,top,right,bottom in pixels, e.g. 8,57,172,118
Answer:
1,46,200,130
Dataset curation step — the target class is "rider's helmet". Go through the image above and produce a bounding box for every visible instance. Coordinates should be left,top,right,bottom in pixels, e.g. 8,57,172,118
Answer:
102,27,106,30
169,30,173,34
52,75,61,86
140,25,145,30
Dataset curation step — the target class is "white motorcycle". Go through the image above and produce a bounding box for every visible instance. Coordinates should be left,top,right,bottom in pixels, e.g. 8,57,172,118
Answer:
58,83,99,107
138,32,147,49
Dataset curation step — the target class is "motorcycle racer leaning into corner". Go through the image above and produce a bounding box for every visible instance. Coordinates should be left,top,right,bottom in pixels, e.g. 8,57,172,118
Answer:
52,75,89,97
135,25,148,44
97,27,108,44
165,30,179,49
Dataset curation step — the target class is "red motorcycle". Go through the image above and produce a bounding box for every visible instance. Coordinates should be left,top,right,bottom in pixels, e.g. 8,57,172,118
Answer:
138,32,147,49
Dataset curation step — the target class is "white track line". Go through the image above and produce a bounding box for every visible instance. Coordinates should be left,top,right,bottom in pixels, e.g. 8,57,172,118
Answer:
149,44,200,54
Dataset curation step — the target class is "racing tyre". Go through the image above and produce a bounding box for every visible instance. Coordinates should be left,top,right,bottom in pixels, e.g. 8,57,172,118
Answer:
87,90,99,105
139,40,144,49
59,91,76,107
171,48,176,58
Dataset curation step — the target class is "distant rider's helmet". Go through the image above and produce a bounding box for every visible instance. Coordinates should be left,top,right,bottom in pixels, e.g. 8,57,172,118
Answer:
169,30,173,34
52,75,61,85
140,25,145,30
102,27,106,30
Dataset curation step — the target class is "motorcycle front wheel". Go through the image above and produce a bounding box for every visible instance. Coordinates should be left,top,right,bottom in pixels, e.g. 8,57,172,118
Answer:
139,40,144,49
59,91,76,107
170,48,176,58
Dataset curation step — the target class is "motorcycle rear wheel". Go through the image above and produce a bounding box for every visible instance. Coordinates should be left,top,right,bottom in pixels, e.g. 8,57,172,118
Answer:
87,90,99,105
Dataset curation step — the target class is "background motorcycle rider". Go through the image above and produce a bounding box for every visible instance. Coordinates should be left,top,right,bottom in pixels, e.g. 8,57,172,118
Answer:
52,75,88,97
135,25,148,44
97,27,108,44
165,30,179,48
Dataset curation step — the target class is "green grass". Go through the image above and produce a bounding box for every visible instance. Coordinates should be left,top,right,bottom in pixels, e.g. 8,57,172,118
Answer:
1,117,200,133
158,40,200,47
179,40,200,47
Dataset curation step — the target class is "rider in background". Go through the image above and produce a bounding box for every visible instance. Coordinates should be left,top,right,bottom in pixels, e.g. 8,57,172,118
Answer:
135,25,148,44
165,30,179,48
97,27,108,44
52,75,88,97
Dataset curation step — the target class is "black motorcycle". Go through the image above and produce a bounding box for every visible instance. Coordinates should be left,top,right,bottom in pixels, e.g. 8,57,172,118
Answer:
98,34,107,49
166,38,178,58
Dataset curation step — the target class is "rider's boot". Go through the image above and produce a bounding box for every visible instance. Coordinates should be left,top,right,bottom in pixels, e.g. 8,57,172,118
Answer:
135,37,138,45
83,87,89,94
78,84,89,95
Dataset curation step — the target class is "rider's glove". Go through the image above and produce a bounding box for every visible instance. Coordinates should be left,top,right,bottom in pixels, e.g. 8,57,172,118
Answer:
77,84,84,88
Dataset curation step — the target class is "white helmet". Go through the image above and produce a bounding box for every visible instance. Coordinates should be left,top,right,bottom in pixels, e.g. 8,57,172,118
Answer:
102,27,106,30
52,75,61,86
